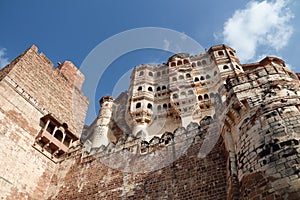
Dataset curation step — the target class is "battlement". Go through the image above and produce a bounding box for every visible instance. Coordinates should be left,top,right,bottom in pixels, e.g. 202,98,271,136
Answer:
2,44,300,199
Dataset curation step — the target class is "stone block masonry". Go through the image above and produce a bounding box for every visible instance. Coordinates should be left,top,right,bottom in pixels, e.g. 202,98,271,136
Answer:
0,45,88,199
1,44,300,199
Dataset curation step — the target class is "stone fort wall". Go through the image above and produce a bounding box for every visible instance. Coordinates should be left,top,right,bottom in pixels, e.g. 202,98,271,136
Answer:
0,46,88,199
1,45,300,199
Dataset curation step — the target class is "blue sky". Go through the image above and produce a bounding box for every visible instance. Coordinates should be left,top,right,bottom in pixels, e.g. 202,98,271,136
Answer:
0,0,299,124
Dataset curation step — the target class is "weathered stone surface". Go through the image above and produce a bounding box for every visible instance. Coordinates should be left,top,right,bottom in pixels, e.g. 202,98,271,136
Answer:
1,44,300,199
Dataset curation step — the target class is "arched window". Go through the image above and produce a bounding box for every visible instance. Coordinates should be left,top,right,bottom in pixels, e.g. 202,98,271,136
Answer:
149,72,153,76
172,77,177,82
157,105,161,111
163,103,168,109
157,72,161,77
136,102,141,109
148,87,153,92
186,73,191,78
194,77,199,82
54,130,64,142
229,51,234,56
206,74,211,79
139,71,144,76
137,86,142,91
171,62,176,67
157,86,161,91
198,95,203,101
214,71,217,76
204,94,209,100
183,59,189,64
173,94,178,99
218,51,224,56
202,60,207,65
180,91,186,96
200,76,205,81
192,63,196,68
223,65,229,70
179,75,184,80
188,90,194,95
177,60,183,65
162,70,166,74
162,85,166,90
147,103,152,110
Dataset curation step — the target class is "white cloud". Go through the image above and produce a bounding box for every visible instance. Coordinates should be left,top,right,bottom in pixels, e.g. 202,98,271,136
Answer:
222,0,294,62
0,48,9,69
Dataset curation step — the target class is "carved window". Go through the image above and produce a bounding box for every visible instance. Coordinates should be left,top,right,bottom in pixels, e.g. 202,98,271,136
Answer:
173,94,178,99
229,51,234,56
149,72,153,76
223,65,229,70
206,74,211,79
202,60,207,65
162,85,166,90
194,77,199,82
204,94,209,100
157,72,161,77
147,103,152,110
218,51,224,56
188,90,194,95
138,86,142,91
139,71,144,76
177,60,183,65
183,59,189,64
197,61,201,66
163,104,168,109
148,87,153,92
200,76,205,81
34,114,78,161
186,73,191,78
157,105,162,111
157,86,161,91
136,102,141,109
179,75,184,80
54,130,63,142
198,95,203,101
172,77,177,82
171,62,176,67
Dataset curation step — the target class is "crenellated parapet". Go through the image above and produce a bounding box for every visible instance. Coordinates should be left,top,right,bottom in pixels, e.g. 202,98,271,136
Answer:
82,44,300,199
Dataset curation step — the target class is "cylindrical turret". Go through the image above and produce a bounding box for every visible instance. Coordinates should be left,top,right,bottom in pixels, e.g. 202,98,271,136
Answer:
91,96,114,148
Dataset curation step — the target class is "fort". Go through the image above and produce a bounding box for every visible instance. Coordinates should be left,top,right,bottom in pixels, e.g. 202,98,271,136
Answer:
1,44,300,199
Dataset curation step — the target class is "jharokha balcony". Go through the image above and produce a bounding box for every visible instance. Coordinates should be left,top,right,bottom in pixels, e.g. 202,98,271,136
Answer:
33,114,79,162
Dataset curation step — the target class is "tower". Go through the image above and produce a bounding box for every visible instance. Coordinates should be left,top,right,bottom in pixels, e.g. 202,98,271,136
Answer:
91,96,114,149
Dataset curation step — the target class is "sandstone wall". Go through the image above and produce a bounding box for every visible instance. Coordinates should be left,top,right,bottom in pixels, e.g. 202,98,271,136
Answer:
46,122,228,200
1,45,88,136
0,46,88,199
225,61,300,199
